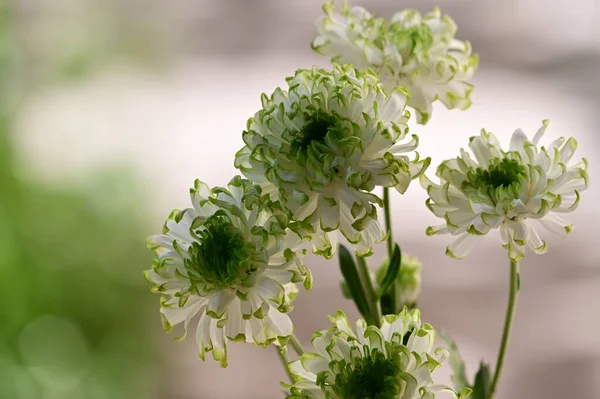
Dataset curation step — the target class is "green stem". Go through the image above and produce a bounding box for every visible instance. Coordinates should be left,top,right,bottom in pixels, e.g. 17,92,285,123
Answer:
289,333,305,356
356,255,382,326
383,187,393,257
488,259,520,399
276,346,294,384
382,187,397,315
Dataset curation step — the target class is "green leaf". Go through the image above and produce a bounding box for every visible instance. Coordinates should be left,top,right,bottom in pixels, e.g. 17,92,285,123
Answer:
439,330,470,391
376,244,401,298
339,280,352,299
338,244,372,323
471,362,491,399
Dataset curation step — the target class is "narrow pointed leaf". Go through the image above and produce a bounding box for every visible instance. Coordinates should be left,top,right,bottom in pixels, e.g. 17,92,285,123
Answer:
471,361,491,399
376,243,401,298
338,244,372,322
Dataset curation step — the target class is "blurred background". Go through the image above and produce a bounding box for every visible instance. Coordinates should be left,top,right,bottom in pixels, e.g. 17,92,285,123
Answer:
1,0,599,398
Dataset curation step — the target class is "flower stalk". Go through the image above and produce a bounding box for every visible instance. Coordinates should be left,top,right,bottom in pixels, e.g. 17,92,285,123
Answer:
488,259,520,399
289,334,305,356
382,187,397,315
383,187,394,257
356,256,381,327
277,347,295,384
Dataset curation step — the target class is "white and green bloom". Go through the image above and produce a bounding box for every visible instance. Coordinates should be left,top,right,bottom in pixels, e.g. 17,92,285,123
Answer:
285,309,469,399
312,1,478,124
421,121,589,262
376,255,422,311
235,64,429,257
145,176,311,367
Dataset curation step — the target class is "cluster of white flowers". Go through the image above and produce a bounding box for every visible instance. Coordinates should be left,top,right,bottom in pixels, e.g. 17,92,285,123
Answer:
313,1,478,124
143,1,589,397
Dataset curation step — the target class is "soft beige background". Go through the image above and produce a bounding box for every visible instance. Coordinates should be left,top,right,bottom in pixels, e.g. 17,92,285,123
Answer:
12,0,600,398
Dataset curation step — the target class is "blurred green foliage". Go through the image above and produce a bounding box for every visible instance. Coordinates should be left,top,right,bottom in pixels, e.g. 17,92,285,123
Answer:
0,2,160,398
0,124,159,399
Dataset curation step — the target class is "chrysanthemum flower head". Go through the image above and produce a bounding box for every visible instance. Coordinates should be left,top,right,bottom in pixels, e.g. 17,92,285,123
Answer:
421,121,589,262
235,64,429,257
312,1,478,124
285,308,469,399
145,176,312,367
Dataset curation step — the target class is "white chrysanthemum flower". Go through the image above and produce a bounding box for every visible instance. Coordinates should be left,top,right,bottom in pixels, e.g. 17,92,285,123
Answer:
421,121,589,262
145,176,312,367
285,309,469,399
235,64,429,257
312,1,478,124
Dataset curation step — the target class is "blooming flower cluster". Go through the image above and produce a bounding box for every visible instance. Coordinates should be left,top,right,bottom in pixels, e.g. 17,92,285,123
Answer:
286,309,470,399
313,1,478,124
235,64,429,257
143,1,589,397
145,177,311,366
421,121,588,261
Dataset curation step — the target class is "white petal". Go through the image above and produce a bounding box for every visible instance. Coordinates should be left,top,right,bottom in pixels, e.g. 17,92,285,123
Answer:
446,208,477,228
300,354,330,375
265,307,293,337
319,198,340,231
312,334,330,358
407,328,434,355
210,321,227,366
559,138,577,163
526,223,547,254
206,290,235,318
532,120,548,144
354,319,367,343
382,313,413,341
332,312,355,338
426,224,449,236
249,317,268,344
224,298,246,341
147,234,174,250
469,136,493,165
446,233,483,259
196,312,214,350
538,213,573,236
161,296,205,327
289,359,316,381
165,211,196,243
507,220,529,245
253,276,285,305
509,128,528,152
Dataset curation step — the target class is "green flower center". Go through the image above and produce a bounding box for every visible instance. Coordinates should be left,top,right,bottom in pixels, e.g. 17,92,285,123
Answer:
185,215,254,290
392,23,433,59
463,157,526,192
292,110,345,152
330,347,402,399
